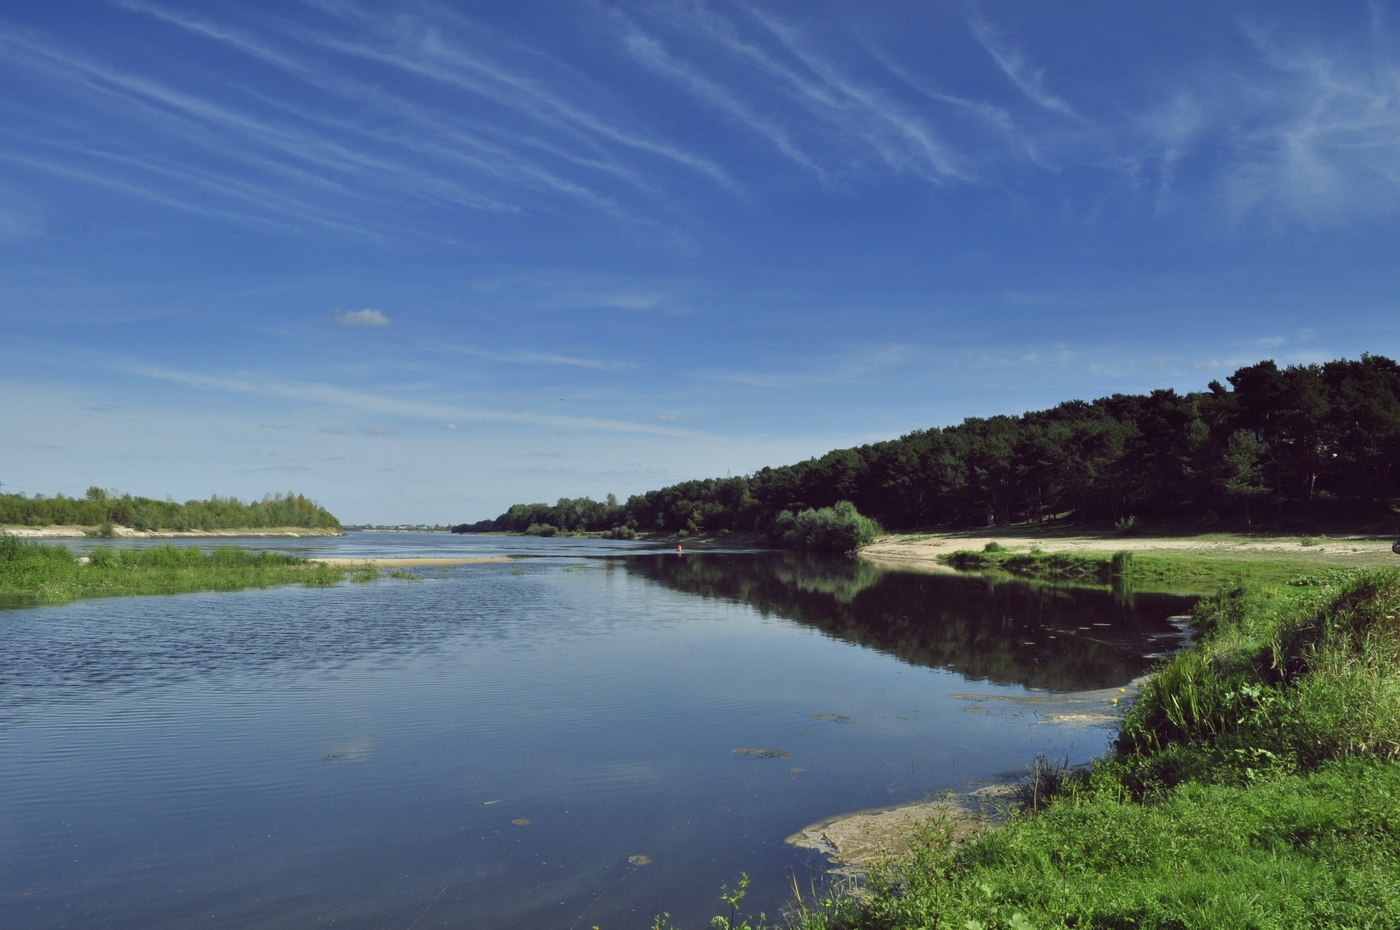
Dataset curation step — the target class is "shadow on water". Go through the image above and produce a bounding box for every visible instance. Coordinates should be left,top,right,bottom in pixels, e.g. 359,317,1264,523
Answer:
623,551,1198,692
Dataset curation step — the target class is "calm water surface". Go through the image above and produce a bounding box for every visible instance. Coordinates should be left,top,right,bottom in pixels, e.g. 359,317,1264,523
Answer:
1,533,1194,929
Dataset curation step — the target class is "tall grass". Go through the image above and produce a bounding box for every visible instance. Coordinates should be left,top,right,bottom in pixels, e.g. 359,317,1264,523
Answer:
0,535,351,605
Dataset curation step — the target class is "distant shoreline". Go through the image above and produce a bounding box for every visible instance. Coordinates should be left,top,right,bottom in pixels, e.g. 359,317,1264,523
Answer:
1,525,344,539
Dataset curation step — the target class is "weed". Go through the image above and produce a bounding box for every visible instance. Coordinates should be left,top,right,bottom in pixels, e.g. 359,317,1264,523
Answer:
1009,755,1070,814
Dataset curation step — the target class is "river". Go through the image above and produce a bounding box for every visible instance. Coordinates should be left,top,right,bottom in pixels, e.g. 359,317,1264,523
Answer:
0,532,1193,929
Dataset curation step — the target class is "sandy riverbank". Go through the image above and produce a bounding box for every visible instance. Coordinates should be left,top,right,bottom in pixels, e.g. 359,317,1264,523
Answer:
860,529,1398,570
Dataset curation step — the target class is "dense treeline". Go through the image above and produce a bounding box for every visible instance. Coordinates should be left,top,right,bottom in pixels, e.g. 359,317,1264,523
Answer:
460,354,1400,536
0,489,342,533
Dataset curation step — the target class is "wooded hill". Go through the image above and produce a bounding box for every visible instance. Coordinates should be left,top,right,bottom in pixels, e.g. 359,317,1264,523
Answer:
0,489,343,533
460,354,1400,536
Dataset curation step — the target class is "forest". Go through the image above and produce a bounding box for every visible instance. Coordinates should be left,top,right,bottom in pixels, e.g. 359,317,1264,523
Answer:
458,354,1400,537
0,489,343,533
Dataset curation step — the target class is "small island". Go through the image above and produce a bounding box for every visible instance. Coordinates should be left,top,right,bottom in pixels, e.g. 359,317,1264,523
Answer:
1,489,353,606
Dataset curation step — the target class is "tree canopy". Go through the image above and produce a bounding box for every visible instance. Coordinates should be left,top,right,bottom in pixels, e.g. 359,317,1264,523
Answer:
0,490,342,533
459,354,1400,537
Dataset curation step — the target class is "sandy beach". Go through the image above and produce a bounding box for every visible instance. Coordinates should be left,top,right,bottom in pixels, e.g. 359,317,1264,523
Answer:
860,529,1398,570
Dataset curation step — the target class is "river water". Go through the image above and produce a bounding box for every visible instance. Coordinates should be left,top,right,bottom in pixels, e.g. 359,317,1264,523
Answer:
0,533,1194,929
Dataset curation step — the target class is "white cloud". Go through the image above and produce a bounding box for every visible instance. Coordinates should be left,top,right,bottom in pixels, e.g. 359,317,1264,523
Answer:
966,11,1080,121
334,308,391,327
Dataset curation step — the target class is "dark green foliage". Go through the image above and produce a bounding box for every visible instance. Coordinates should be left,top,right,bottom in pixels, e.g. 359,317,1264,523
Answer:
0,490,342,532
770,501,881,552
471,354,1400,536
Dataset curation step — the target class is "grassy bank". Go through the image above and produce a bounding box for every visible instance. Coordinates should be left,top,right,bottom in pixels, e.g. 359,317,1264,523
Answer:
939,544,1365,592
0,536,356,606
670,568,1400,929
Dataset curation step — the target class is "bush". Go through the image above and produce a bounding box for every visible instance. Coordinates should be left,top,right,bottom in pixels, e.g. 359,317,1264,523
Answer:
603,526,637,540
524,523,558,537
769,501,881,553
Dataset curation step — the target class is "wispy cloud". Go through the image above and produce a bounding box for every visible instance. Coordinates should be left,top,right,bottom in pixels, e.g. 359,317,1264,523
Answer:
0,4,716,244
119,362,703,437
697,342,920,388
447,345,633,372
1216,21,1400,226
293,0,735,190
334,308,391,327
619,3,968,185
965,10,1080,121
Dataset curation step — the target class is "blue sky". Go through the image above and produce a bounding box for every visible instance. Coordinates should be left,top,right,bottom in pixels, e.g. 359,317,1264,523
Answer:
3,1,1398,525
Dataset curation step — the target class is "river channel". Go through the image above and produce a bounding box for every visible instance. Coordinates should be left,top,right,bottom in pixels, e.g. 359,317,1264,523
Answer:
0,533,1194,929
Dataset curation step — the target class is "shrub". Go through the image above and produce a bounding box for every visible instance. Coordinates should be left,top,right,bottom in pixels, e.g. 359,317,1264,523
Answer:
769,501,881,553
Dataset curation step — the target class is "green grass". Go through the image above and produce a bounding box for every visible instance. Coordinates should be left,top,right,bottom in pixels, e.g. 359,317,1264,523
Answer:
938,546,1361,593
0,535,355,605
827,756,1400,930
663,568,1400,930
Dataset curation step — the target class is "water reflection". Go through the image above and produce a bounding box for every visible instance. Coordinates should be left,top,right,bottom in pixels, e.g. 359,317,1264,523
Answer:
0,541,1200,930
625,552,1196,692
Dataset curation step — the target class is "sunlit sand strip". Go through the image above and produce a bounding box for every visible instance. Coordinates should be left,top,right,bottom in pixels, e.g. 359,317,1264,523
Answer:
310,557,512,566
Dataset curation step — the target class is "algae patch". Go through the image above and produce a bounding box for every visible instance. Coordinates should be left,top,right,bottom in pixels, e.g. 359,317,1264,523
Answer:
786,795,1000,876
731,748,790,759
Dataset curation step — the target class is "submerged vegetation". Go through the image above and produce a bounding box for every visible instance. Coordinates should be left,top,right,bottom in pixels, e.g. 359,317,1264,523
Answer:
662,569,1400,929
0,536,352,605
0,488,342,533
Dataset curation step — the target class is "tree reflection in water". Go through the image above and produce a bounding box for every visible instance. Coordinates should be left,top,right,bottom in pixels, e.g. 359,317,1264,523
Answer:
623,551,1196,692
